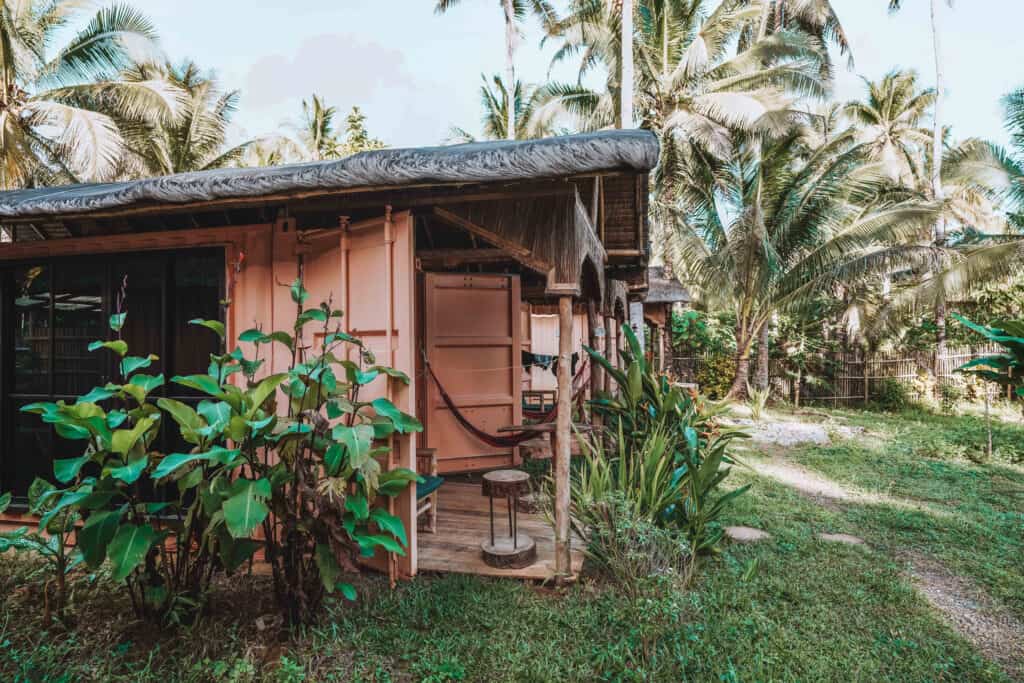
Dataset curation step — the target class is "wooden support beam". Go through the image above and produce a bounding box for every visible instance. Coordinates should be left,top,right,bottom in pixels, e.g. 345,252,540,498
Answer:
587,299,604,402
656,324,665,374
606,315,619,395
554,295,573,580
417,248,517,269
430,207,551,275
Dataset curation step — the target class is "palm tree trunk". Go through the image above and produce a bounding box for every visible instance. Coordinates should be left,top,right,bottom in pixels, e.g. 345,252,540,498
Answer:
930,0,947,381
729,324,753,399
756,322,770,390
503,0,517,140
620,0,634,128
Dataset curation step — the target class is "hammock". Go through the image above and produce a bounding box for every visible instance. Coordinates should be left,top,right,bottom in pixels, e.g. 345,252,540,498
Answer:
424,358,590,449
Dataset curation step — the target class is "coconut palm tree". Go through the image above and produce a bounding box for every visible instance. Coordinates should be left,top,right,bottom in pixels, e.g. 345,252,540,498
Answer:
0,1,176,189
887,0,954,363
543,0,831,393
297,94,341,161
843,70,935,187
750,0,852,69
117,61,251,176
434,0,558,141
447,74,561,142
667,122,942,395
541,0,828,182
868,86,1024,335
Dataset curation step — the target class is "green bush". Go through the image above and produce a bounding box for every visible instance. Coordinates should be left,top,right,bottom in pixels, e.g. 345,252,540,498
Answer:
581,494,691,598
581,325,749,557
938,379,965,414
696,355,736,400
1,276,420,627
870,377,910,412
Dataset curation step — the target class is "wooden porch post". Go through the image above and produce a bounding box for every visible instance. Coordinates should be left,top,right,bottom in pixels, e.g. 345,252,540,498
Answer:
587,299,604,399
657,324,665,373
555,295,574,578
606,316,619,394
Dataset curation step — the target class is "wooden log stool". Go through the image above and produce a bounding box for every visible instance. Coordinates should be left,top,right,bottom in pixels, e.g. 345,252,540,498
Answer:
481,469,536,569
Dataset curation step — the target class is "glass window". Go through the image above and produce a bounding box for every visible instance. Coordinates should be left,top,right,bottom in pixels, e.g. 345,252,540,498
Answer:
1,249,224,499
12,265,50,395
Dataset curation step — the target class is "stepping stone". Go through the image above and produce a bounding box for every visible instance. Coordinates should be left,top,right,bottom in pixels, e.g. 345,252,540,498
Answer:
818,532,865,545
725,526,771,543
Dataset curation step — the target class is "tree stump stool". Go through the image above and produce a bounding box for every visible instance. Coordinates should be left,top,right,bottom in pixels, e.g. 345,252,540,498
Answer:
481,470,536,569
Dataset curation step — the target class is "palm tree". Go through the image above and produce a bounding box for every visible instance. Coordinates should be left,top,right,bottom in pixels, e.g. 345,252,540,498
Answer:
541,0,827,180
752,0,852,68
869,86,1024,334
668,122,941,395
434,0,558,141
117,61,251,176
887,0,954,364
0,1,176,189
843,70,935,187
298,94,341,160
447,74,560,142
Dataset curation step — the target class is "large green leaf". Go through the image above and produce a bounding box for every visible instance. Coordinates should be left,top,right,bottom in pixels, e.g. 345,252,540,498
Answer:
111,416,157,455
345,494,370,520
290,278,309,305
189,318,225,339
245,373,288,418
53,454,91,484
314,543,342,592
223,478,271,538
78,509,123,567
120,354,157,377
152,446,239,480
108,523,156,581
333,424,374,468
108,455,148,484
170,374,224,398
371,398,423,434
0,492,10,514
88,340,128,357
369,508,407,546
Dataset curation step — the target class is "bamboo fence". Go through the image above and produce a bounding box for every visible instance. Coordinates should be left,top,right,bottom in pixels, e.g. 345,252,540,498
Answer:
669,343,1005,407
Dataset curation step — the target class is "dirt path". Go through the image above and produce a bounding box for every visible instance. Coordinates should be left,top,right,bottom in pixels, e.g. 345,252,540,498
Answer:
749,455,1024,680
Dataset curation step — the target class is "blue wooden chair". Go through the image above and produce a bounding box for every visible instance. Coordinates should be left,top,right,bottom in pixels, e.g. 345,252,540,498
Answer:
416,448,444,533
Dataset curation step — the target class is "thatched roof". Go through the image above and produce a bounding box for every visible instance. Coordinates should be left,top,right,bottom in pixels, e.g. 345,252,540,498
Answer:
0,130,659,221
644,266,690,304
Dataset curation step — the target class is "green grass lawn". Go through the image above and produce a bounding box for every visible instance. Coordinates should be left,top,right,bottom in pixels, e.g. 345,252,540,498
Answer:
1,408,1020,682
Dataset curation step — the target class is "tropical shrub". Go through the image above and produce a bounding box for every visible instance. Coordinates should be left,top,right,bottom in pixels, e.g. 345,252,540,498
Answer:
0,486,81,623
746,383,770,422
191,279,422,625
695,355,735,400
579,493,691,599
871,377,911,412
3,278,420,626
9,308,220,624
579,324,749,557
938,379,965,414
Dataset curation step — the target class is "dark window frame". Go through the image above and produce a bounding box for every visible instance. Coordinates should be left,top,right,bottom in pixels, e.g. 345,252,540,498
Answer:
0,248,225,500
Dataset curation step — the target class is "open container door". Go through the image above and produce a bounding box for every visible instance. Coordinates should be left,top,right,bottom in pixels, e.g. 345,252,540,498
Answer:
423,273,522,473
303,211,417,578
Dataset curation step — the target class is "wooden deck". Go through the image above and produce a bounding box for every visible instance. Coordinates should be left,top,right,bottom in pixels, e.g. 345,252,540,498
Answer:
417,481,584,580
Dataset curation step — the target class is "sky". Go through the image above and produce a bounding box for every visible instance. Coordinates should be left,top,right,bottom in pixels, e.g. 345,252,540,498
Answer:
124,0,1024,150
